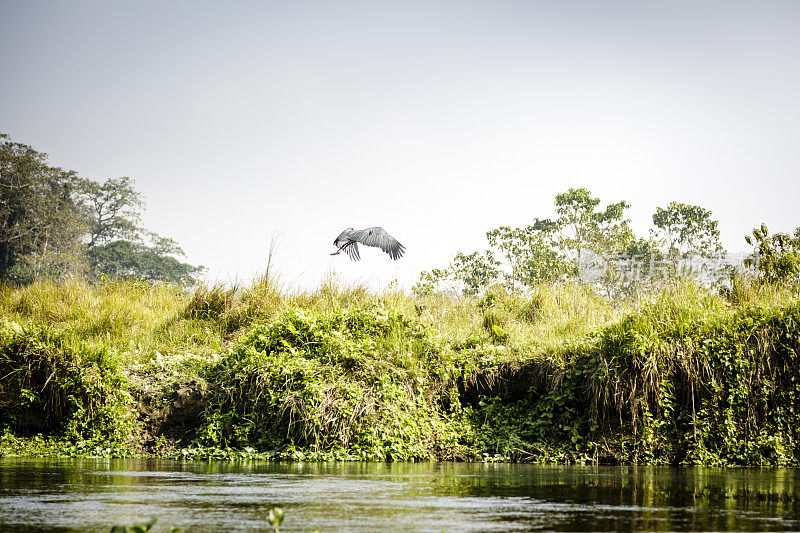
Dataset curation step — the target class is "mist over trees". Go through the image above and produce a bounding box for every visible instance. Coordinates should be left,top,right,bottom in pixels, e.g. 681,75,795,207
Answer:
0,133,203,285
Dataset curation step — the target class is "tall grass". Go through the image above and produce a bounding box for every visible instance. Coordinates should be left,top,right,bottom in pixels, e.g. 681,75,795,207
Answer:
1,274,799,464
0,276,643,367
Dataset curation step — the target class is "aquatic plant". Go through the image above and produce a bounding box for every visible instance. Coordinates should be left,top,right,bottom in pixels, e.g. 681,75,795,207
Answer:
267,507,284,532
110,518,182,532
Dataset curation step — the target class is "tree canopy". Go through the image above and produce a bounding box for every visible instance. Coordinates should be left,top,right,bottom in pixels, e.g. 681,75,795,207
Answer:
653,201,722,264
745,224,800,284
416,188,639,296
0,133,202,285
415,188,735,298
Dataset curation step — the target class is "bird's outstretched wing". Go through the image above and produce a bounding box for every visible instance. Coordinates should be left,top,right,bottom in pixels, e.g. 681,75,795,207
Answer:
353,227,405,260
344,241,360,261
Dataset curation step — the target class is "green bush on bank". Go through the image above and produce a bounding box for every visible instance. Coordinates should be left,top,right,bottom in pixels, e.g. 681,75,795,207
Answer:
0,317,138,448
504,296,800,465
1,277,799,465
196,306,470,461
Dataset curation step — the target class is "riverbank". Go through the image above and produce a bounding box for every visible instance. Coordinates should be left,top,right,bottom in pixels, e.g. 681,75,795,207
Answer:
1,277,799,465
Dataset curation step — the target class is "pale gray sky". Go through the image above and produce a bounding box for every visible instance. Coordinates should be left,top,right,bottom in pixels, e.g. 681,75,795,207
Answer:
2,1,799,289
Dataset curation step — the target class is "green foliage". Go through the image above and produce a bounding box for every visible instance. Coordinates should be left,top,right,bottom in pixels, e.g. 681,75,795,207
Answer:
415,189,736,300
416,187,636,295
89,240,203,286
450,251,501,296
653,201,722,259
588,297,800,465
486,221,575,287
1,277,800,467
0,135,87,283
553,187,634,264
597,237,668,300
0,133,201,285
415,251,501,296
0,277,209,361
183,282,236,320
482,310,508,344
652,202,723,282
267,507,284,531
0,318,138,445
745,224,800,284
196,305,462,460
79,174,203,285
478,291,509,344
450,284,800,466
78,176,143,248
412,267,450,296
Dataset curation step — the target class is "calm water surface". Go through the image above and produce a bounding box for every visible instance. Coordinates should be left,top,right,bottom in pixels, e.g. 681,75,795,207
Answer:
1,458,799,532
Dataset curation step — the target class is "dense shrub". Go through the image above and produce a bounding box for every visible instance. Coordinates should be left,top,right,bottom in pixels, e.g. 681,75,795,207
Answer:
0,319,137,445
196,306,467,460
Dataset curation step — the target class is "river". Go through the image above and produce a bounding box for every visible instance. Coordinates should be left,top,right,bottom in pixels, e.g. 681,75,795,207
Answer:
1,458,799,531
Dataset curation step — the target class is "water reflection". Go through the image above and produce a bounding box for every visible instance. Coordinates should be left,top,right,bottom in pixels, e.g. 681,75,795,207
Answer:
1,459,799,532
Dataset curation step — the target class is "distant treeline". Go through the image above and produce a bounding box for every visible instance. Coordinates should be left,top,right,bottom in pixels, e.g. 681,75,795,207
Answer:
0,133,202,285
416,187,800,298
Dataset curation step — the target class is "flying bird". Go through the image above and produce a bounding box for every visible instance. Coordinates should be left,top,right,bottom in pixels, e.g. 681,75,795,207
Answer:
331,227,405,261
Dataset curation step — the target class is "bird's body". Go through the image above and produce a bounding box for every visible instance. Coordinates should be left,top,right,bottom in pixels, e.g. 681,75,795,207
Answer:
332,227,405,260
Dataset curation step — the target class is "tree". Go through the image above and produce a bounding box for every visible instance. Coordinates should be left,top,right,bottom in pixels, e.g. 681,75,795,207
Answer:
77,175,204,284
482,189,633,291
652,202,722,263
412,266,451,296
450,250,501,296
744,224,800,283
603,236,669,298
0,133,202,285
486,219,574,288
88,239,203,285
77,176,143,248
0,136,87,283
414,250,501,297
552,188,634,267
415,188,635,295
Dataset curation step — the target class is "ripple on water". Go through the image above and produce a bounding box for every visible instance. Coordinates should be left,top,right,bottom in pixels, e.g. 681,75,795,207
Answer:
1,459,800,532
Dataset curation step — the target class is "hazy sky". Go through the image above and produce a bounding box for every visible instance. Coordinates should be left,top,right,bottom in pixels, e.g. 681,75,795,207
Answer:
2,1,799,289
